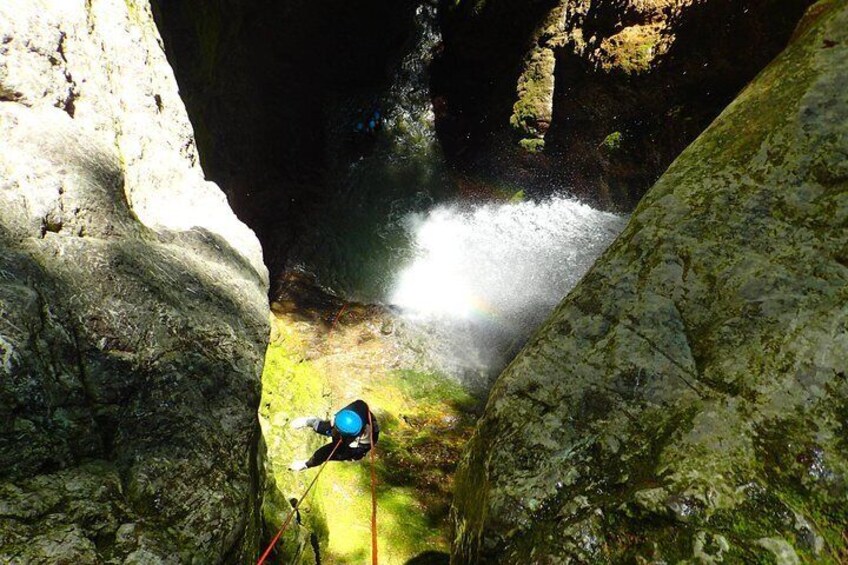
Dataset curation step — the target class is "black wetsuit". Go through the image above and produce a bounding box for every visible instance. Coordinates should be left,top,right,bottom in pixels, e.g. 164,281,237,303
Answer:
305,399,380,468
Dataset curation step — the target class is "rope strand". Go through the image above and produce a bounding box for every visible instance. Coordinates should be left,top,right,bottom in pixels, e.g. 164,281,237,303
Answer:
257,438,343,565
368,409,378,565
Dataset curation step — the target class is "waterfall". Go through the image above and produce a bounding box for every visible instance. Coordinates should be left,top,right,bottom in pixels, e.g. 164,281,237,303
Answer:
389,195,627,389
280,1,628,391
286,0,452,301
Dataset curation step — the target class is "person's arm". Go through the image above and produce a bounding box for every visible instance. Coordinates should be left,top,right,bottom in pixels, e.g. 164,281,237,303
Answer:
314,419,333,437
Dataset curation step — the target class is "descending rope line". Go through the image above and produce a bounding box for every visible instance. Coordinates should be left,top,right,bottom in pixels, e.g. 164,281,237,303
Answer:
257,438,343,565
329,303,348,334
367,408,378,565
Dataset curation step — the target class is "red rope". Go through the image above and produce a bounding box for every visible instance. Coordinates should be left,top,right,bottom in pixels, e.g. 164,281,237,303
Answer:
257,438,343,565
329,303,348,334
367,409,378,565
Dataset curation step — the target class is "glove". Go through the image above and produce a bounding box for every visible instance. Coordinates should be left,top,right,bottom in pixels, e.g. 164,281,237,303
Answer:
291,417,319,429
288,460,308,472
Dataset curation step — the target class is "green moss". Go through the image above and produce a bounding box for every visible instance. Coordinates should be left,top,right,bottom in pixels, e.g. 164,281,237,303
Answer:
451,2,848,561
509,189,526,203
123,0,145,26
518,138,545,153
600,131,623,152
605,25,662,75
511,47,555,139
259,314,478,563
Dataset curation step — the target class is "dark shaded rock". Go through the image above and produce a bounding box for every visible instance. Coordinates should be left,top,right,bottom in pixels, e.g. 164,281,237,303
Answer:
0,1,268,561
451,1,848,562
433,0,814,210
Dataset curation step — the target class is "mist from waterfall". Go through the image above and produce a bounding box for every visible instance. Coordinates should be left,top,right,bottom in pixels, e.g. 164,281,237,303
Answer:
389,195,627,389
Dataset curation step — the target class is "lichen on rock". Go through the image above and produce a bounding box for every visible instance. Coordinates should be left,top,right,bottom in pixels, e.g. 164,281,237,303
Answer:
452,1,848,562
0,0,268,561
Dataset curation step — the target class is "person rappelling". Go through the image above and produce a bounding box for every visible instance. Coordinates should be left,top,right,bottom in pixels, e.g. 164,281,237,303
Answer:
288,399,379,471
258,399,381,564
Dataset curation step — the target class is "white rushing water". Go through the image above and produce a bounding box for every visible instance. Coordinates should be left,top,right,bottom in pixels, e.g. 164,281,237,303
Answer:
389,195,628,389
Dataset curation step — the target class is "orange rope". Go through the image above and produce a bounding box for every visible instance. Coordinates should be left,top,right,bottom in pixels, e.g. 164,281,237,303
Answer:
368,409,378,565
257,438,343,565
329,303,348,334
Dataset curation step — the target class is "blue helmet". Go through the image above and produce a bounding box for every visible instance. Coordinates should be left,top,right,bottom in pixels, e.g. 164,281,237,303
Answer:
334,409,363,436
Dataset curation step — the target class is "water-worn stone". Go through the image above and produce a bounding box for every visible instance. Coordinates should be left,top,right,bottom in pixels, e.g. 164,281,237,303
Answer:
452,1,848,562
0,1,268,562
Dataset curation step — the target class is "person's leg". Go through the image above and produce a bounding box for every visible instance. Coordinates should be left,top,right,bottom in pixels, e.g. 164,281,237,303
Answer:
305,442,365,467
347,446,370,461
305,443,337,468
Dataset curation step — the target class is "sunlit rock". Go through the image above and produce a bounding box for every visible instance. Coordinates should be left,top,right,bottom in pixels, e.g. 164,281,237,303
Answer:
0,1,268,561
452,2,848,561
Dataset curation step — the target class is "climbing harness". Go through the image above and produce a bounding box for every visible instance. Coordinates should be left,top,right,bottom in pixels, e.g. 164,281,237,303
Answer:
256,438,343,565
368,408,378,565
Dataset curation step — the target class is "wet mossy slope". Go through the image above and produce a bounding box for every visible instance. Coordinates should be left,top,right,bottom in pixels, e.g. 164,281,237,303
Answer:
260,300,478,564
452,1,848,562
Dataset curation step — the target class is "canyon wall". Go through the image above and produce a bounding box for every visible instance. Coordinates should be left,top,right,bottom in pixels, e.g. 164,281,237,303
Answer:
452,1,848,562
0,1,269,561
433,0,814,209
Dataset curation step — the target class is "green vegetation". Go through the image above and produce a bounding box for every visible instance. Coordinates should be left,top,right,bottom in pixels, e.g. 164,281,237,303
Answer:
259,312,478,563
511,47,556,143
509,189,526,203
518,138,545,153
600,131,623,152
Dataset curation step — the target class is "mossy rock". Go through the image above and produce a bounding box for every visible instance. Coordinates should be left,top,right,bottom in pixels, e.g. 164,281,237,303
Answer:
452,2,848,562
600,131,623,152
510,47,556,139
518,138,545,153
260,310,477,564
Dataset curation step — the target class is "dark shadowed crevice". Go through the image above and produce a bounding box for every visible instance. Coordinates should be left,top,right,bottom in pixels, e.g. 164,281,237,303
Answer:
150,0,421,283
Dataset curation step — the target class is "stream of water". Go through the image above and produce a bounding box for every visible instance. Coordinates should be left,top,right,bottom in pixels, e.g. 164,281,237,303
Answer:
284,0,628,388
388,196,627,389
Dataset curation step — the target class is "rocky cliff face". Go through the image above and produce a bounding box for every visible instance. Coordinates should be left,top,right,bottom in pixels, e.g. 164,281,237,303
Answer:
452,1,848,562
150,0,815,295
0,1,269,562
433,0,814,209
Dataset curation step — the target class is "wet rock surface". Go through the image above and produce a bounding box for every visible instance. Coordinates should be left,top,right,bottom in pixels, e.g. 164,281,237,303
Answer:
0,1,268,561
433,0,814,210
151,0,441,283
451,1,848,562
260,279,479,563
